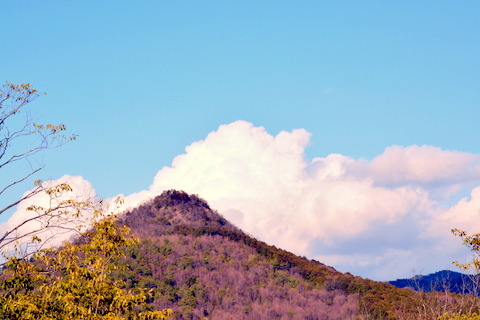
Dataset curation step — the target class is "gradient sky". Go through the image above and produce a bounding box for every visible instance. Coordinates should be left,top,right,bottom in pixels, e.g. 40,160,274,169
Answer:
2,2,480,281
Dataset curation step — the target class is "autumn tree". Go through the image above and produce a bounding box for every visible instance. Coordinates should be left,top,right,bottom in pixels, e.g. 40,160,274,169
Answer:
0,81,79,254
440,313,480,320
441,229,480,320
0,196,173,319
452,229,480,277
0,82,172,319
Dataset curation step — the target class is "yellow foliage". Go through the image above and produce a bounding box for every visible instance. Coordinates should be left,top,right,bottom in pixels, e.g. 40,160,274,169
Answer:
0,204,172,319
452,229,480,273
439,313,480,320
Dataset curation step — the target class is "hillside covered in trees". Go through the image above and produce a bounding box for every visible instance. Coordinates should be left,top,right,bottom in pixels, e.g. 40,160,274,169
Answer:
1,187,479,319
110,190,480,320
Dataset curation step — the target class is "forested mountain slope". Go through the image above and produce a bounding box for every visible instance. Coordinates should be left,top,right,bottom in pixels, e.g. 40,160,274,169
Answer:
114,190,479,320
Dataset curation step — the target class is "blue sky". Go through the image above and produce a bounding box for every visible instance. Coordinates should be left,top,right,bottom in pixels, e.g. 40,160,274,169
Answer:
2,2,480,280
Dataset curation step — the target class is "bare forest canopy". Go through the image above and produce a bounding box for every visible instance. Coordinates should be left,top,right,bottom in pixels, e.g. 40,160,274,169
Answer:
104,190,480,320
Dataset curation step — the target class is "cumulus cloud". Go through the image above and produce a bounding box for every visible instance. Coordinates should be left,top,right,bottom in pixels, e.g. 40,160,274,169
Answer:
5,121,480,281
371,145,480,185
350,145,480,199
119,120,480,280
423,187,480,256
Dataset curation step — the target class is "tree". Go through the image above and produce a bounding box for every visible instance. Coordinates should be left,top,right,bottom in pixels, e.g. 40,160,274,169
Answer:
452,229,480,275
452,229,480,298
447,229,480,319
439,313,480,320
0,197,173,319
0,82,172,319
0,82,78,253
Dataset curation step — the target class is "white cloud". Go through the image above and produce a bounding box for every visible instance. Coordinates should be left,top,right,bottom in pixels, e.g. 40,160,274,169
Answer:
423,186,480,256
5,121,480,281
363,145,480,191
121,120,480,280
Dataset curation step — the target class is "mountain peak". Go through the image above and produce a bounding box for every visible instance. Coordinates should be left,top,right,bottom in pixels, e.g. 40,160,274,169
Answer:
152,190,212,210
119,189,239,237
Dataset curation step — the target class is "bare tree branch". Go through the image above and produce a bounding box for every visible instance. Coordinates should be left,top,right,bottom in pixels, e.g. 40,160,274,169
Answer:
0,82,79,255
0,166,42,197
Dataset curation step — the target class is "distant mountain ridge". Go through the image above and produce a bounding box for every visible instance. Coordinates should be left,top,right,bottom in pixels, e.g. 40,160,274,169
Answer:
389,270,480,296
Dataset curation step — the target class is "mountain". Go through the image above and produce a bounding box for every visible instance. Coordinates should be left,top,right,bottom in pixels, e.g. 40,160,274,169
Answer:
112,190,479,320
389,270,480,296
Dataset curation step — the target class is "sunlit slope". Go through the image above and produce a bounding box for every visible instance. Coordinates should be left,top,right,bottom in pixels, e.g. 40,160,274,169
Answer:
114,190,478,320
